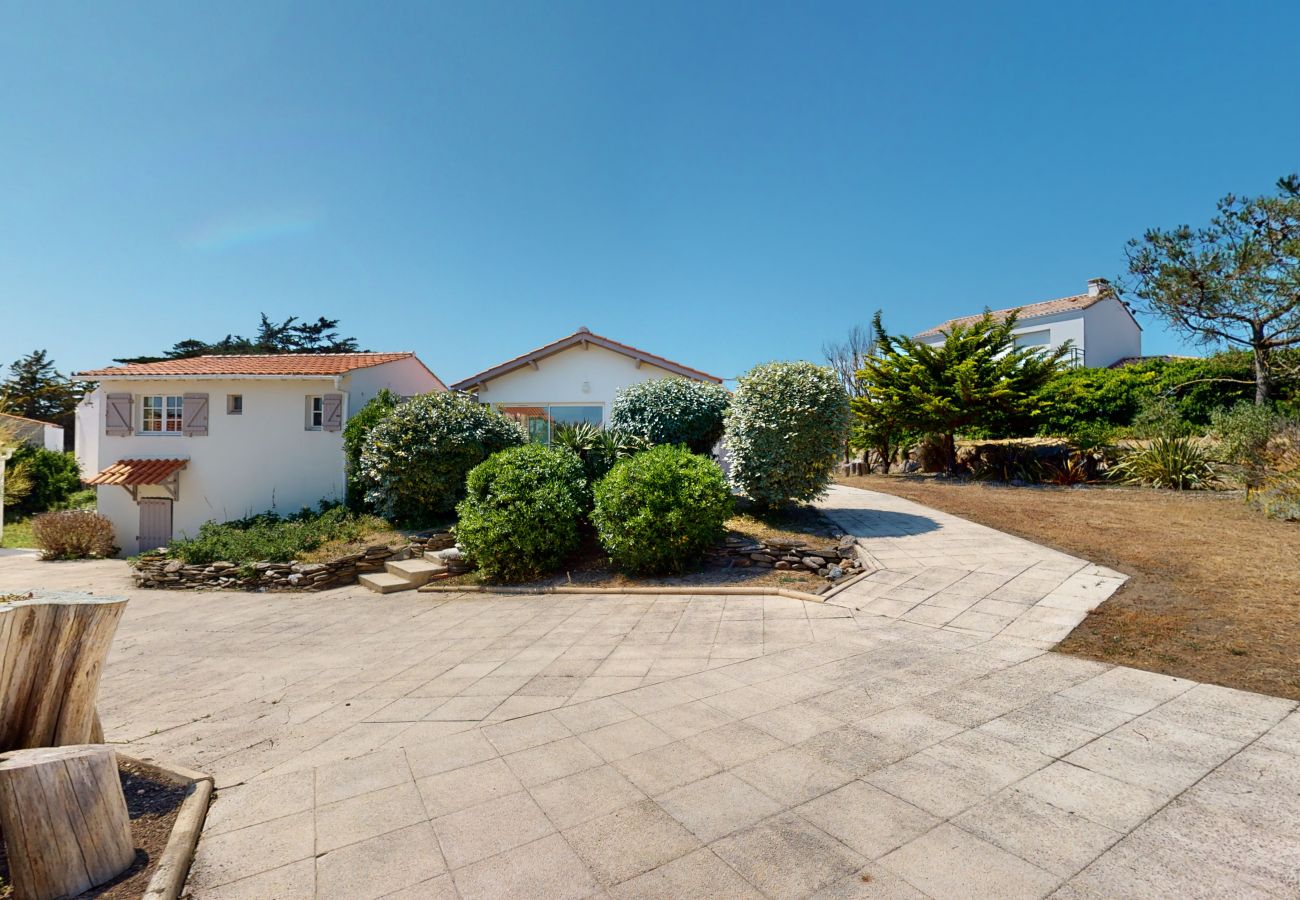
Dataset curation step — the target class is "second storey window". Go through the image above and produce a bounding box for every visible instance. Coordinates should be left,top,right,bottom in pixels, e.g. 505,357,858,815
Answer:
307,396,324,430
141,395,184,433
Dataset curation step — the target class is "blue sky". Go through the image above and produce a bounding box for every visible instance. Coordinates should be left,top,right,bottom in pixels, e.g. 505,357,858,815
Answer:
3,1,1298,384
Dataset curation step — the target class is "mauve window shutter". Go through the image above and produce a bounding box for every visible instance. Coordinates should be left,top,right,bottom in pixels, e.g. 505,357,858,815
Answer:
183,393,209,436
105,393,132,436
322,393,343,432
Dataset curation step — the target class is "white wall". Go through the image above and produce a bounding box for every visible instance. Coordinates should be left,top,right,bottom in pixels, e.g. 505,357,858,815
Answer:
916,298,1140,369
344,355,445,407
918,311,1087,363
86,377,346,553
1082,296,1142,368
474,343,690,423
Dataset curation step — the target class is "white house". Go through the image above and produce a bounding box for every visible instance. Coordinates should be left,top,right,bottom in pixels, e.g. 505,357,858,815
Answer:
74,352,444,554
0,412,64,452
450,328,723,444
915,278,1142,369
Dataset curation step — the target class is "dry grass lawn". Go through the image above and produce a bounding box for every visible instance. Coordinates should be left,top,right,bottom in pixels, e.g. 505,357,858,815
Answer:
840,475,1300,701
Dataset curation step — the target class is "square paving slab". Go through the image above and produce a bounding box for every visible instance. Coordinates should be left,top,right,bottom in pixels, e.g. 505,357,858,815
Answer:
1,485,1295,899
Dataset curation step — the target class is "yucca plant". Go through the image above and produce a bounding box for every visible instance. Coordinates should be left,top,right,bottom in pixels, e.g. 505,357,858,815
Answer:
1042,455,1092,486
1111,434,1217,490
552,423,651,482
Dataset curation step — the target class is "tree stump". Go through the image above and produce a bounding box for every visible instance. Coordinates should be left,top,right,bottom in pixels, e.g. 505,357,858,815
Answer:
0,594,127,752
0,745,135,900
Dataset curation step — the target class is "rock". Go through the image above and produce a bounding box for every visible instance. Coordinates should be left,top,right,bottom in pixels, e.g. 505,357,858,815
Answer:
434,547,463,562
837,535,856,550
749,553,775,563
287,573,303,585
828,565,843,579
766,539,807,551
211,561,235,571
164,559,184,574
818,567,831,577
801,556,827,570
774,560,791,570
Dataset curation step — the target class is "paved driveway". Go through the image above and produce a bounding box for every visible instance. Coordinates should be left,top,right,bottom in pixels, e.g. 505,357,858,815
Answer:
1,486,1295,899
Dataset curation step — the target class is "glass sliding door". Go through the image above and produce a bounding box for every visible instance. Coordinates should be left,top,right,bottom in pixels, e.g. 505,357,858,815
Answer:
497,405,603,445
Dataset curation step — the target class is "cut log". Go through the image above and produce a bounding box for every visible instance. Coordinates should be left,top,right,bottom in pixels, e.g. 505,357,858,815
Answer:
0,744,136,900
0,594,127,752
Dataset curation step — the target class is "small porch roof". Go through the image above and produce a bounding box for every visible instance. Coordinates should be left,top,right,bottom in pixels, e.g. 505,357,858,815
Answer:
86,459,188,487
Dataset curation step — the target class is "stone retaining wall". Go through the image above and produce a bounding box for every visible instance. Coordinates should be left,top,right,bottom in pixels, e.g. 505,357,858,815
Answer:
706,534,864,582
132,544,408,592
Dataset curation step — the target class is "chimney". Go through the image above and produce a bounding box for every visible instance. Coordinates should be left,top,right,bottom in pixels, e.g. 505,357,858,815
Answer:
1087,277,1109,298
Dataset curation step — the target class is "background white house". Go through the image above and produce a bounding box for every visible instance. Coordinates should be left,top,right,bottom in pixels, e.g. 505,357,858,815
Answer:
915,278,1142,369
0,412,64,452
74,352,444,554
450,327,723,444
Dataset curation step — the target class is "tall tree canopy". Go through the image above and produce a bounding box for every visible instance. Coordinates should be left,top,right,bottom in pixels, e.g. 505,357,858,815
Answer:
114,314,362,363
0,350,86,445
1122,174,1300,404
858,311,1068,472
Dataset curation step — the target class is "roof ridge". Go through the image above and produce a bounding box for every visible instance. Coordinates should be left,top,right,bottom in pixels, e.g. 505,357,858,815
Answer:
450,329,722,389
916,291,1102,337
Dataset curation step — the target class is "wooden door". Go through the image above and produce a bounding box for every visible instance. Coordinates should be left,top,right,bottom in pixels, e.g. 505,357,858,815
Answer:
137,499,172,553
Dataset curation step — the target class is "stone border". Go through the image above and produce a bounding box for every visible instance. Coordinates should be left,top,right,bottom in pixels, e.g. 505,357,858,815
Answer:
118,754,214,900
416,583,830,603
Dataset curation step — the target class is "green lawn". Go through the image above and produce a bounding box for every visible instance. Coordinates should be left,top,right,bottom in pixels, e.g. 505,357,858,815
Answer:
0,518,35,548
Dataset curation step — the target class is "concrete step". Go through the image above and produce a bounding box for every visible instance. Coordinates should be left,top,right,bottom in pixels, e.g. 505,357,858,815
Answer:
385,557,446,587
359,572,415,594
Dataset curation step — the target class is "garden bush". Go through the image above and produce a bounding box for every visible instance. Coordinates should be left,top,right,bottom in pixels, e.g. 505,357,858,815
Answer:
609,379,731,454
1209,402,1289,467
723,361,851,506
164,505,389,565
358,392,526,525
592,445,732,574
455,444,589,583
4,447,81,516
343,388,400,510
1111,435,1217,490
31,509,117,560
553,422,651,483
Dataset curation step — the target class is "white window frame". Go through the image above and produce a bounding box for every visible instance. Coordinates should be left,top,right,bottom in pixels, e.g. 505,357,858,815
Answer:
306,395,324,431
140,394,184,435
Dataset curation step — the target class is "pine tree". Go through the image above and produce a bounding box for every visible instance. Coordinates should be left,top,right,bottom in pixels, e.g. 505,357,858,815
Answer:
858,312,1069,473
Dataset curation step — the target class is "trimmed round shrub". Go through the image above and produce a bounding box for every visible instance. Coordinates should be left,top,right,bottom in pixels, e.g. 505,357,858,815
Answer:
609,379,731,454
359,392,526,526
591,445,732,575
31,509,118,560
455,444,589,583
723,361,851,506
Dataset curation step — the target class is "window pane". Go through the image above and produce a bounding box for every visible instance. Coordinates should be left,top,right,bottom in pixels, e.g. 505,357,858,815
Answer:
165,396,184,431
526,416,549,444
142,396,160,431
548,406,603,428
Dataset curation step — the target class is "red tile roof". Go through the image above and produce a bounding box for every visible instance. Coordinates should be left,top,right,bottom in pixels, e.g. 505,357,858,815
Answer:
916,293,1106,339
76,353,423,378
87,458,188,487
451,329,722,390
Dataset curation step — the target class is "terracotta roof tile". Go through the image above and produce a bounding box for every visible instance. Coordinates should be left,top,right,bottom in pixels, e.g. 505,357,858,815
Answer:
76,353,419,378
87,458,188,487
916,293,1105,339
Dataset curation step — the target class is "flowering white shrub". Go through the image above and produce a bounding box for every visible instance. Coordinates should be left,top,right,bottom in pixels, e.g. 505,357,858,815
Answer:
609,379,730,454
359,392,525,525
724,361,851,506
